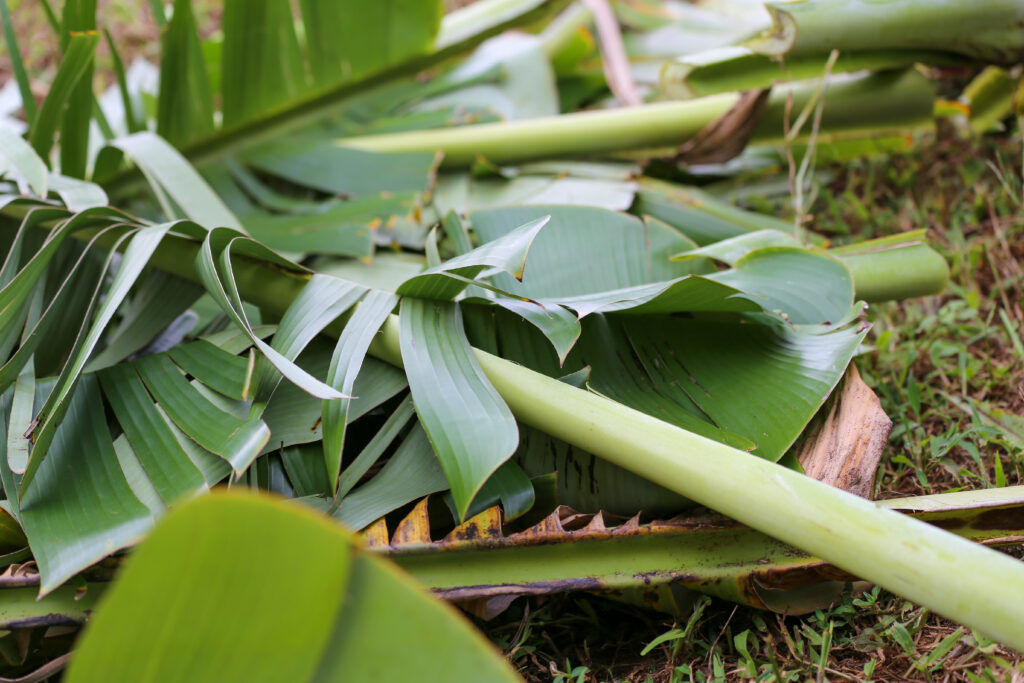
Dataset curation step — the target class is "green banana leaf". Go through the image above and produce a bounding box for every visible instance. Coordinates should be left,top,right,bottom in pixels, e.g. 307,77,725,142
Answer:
64,492,520,683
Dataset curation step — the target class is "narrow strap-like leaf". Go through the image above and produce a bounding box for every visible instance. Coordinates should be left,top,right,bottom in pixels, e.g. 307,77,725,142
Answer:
104,28,143,135
0,224,122,392
28,31,99,166
194,228,346,401
253,274,367,403
220,0,307,128
19,375,152,595
23,223,174,494
486,296,581,365
85,270,203,372
399,298,518,520
110,133,242,230
168,340,253,401
156,0,215,146
48,174,108,211
0,0,37,127
334,423,448,531
334,394,415,505
133,353,269,475
396,215,549,300
99,363,207,503
6,359,34,475
323,289,399,490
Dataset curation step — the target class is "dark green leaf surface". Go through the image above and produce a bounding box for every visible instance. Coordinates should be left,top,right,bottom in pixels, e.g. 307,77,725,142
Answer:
220,0,306,128
300,0,443,88
99,363,207,503
323,289,400,489
28,32,98,166
243,139,438,198
335,424,448,530
168,339,252,401
134,353,269,474
19,376,152,594
157,0,215,146
400,298,517,519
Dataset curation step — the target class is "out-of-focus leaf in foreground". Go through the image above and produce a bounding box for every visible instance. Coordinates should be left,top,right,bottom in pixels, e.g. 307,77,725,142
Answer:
64,492,520,683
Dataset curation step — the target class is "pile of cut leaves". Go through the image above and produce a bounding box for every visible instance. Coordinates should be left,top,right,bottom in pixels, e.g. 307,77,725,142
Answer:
0,0,1022,679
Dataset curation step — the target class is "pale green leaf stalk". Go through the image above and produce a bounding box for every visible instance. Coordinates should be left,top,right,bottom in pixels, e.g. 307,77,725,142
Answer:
749,0,1024,64
366,316,1024,651
343,70,935,168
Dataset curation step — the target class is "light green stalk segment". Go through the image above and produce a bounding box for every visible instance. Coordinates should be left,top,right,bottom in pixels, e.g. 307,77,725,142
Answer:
343,70,934,168
662,47,966,100
366,316,1024,650
343,95,740,167
750,0,1024,64
833,242,949,302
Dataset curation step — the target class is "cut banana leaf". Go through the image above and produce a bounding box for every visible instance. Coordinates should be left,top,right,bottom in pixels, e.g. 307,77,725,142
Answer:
468,205,854,324
400,298,517,520
333,423,449,531
18,376,152,594
65,492,518,683
323,290,400,489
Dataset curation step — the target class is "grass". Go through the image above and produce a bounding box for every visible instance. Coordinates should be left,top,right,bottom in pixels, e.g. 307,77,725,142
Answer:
470,124,1024,682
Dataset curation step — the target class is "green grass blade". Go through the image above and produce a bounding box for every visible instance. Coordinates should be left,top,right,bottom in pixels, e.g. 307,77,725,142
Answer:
104,28,143,135
55,0,97,178
399,298,517,520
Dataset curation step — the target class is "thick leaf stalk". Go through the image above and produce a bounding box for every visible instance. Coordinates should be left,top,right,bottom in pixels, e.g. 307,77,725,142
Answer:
750,0,1024,64
343,70,935,167
367,318,1024,651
